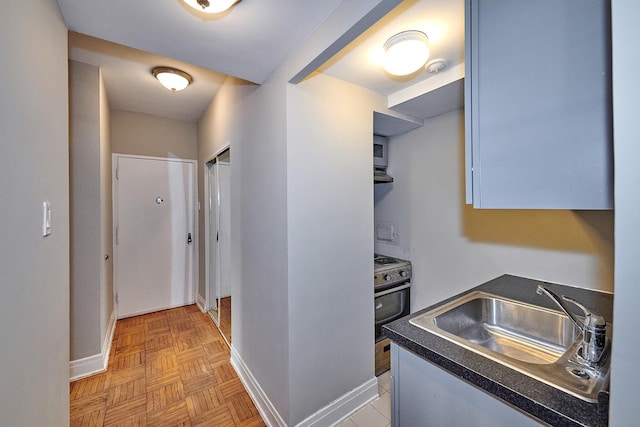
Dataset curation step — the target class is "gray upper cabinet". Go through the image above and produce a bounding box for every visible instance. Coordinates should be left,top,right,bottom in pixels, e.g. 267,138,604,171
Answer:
465,0,613,209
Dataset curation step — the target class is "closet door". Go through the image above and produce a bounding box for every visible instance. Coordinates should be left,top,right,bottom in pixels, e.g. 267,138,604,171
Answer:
206,149,232,343
217,162,231,298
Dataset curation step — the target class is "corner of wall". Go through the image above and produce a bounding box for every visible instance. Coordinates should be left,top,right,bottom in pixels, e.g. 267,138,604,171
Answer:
197,294,207,313
230,344,287,427
69,309,116,381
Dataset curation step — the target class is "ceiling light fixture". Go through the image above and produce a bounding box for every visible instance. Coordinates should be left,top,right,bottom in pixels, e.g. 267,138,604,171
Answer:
152,67,193,91
182,0,238,14
383,30,430,76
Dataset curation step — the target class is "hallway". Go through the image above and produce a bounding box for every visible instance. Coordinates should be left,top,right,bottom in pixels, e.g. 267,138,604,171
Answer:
70,305,265,426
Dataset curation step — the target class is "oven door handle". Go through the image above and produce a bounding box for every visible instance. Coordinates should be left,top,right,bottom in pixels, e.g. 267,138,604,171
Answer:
374,283,410,298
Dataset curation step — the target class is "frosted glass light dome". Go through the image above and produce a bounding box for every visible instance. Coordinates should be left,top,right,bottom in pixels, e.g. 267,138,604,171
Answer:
182,0,238,14
152,67,193,91
383,31,430,76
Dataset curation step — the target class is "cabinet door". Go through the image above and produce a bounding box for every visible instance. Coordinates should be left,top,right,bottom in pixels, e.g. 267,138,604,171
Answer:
465,0,613,209
391,344,543,426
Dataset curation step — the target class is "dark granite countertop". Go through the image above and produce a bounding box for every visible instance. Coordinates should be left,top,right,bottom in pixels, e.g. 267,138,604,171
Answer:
383,274,613,427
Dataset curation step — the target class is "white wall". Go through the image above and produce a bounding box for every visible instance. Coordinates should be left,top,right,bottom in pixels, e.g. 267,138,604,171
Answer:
70,61,102,359
232,73,293,423
195,2,397,423
99,68,114,348
0,0,70,425
213,68,382,425
610,0,640,425
69,60,114,364
286,73,377,424
375,109,614,311
111,110,197,160
197,75,292,421
196,77,257,300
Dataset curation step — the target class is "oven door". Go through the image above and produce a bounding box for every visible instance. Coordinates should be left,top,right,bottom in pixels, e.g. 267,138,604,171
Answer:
374,283,410,340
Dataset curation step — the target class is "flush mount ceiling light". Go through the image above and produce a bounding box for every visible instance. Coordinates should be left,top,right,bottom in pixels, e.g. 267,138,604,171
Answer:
181,0,238,13
383,30,430,76
152,67,193,91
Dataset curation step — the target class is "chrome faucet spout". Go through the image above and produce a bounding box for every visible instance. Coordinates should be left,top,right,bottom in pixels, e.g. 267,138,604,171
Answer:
535,285,583,330
536,285,607,365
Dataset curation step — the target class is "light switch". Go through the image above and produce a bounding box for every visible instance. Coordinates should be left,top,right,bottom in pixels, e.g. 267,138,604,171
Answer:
42,202,51,236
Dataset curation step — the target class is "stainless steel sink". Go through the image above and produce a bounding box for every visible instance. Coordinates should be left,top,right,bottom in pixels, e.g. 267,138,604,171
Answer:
424,292,579,364
410,291,611,403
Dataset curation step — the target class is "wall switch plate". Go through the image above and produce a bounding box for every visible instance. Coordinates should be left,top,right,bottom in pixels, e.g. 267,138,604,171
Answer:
376,221,399,245
42,202,52,236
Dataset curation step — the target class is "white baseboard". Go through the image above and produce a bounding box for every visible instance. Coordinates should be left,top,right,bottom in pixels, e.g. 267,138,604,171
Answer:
296,377,378,427
229,344,379,427
230,344,287,427
69,310,117,381
197,294,207,313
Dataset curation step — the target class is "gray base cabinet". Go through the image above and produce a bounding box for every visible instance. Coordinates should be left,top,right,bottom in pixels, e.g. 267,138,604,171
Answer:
465,0,613,209
390,343,543,426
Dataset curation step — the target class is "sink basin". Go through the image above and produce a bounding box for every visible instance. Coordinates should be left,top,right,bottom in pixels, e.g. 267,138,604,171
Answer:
410,291,611,403
425,293,579,364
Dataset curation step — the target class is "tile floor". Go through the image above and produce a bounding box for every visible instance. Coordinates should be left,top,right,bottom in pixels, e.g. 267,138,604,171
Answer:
337,371,391,427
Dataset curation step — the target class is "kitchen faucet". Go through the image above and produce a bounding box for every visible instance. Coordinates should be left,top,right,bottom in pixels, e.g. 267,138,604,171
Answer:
536,285,607,365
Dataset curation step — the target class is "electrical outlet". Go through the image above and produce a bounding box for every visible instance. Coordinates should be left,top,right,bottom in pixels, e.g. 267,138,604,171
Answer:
376,221,399,245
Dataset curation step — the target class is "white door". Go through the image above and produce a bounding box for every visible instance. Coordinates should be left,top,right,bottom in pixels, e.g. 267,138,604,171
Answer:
114,155,196,318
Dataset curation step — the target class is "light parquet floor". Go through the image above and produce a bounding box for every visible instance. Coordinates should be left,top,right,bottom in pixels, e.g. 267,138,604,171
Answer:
70,305,266,427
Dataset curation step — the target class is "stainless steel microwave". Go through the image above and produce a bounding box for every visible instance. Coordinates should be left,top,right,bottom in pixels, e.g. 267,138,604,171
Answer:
373,135,388,168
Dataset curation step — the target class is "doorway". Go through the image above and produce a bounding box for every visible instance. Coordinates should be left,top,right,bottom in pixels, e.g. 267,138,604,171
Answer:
205,148,231,344
112,154,197,319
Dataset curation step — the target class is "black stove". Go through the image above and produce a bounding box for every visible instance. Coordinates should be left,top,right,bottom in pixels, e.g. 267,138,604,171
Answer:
374,255,395,264
373,253,412,374
374,253,412,290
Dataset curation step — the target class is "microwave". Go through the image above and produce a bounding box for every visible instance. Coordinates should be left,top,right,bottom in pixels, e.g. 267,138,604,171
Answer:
373,135,388,168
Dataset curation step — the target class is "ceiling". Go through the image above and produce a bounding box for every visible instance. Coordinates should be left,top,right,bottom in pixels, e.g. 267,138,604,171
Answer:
70,33,229,122
61,0,465,124
320,0,464,98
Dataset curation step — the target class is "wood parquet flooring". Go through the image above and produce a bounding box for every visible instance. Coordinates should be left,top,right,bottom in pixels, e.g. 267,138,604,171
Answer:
70,305,266,427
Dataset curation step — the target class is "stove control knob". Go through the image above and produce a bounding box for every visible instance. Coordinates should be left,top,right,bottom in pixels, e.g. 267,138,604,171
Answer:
400,271,408,278
384,274,392,282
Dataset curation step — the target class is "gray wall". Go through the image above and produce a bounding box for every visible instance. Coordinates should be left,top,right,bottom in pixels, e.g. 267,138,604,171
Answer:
70,60,101,359
0,0,70,425
194,2,400,423
286,73,377,423
197,74,291,419
228,74,293,422
111,110,197,160
375,109,614,312
100,67,114,347
196,25,390,426
610,0,640,425
69,60,113,361
196,77,258,302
